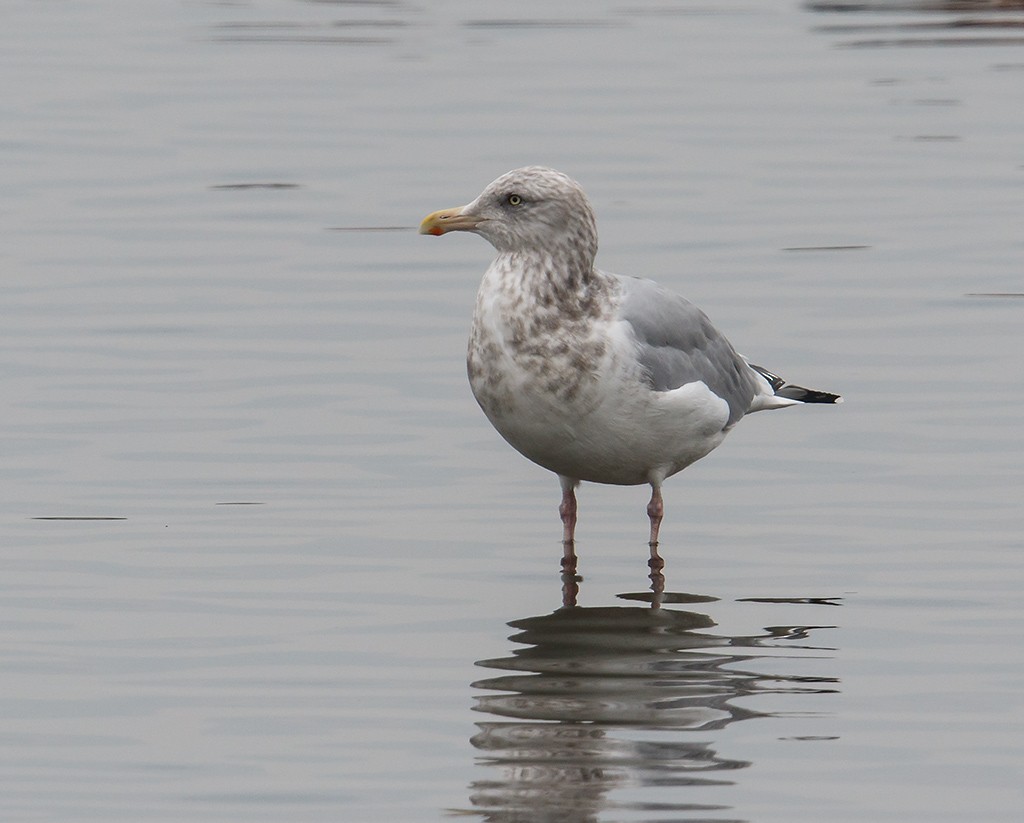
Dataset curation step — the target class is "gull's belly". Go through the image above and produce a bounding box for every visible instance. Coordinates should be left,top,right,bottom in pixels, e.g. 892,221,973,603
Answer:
468,342,732,486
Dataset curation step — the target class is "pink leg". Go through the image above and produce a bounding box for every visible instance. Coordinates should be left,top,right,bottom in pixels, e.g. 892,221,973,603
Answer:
559,477,578,548
647,483,664,552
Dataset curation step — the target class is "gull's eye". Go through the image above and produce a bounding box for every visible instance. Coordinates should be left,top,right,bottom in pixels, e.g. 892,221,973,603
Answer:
507,194,522,206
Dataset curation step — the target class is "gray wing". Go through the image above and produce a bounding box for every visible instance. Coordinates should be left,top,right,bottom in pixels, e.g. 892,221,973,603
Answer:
615,274,757,426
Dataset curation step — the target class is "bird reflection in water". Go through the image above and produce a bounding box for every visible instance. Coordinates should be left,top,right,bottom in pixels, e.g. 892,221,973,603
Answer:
462,555,839,822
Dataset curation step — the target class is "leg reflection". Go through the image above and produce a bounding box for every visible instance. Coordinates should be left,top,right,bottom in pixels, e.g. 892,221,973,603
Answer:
463,563,841,821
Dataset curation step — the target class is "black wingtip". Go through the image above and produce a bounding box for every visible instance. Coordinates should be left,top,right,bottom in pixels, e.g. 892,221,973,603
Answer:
748,363,786,392
775,385,843,404
748,364,841,404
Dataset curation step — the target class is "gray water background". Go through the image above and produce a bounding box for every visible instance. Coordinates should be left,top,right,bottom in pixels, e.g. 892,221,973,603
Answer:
2,1,1023,820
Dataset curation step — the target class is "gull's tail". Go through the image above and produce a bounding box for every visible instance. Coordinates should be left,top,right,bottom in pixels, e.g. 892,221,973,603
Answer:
749,364,843,405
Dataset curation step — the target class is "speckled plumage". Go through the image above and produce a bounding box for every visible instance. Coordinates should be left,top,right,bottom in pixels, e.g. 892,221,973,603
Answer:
420,166,840,555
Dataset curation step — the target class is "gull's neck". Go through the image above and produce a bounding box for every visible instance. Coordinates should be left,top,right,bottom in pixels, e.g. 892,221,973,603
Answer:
490,245,601,307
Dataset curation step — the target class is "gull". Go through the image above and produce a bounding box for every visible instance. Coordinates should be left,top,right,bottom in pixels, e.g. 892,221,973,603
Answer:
420,166,840,565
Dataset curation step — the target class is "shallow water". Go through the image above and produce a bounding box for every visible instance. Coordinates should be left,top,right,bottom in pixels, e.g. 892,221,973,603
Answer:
2,1,1023,821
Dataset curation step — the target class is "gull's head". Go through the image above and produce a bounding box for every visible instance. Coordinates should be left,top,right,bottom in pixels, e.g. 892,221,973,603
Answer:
419,166,598,261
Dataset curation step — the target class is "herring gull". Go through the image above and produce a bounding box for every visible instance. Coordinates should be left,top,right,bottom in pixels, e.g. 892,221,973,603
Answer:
420,166,840,564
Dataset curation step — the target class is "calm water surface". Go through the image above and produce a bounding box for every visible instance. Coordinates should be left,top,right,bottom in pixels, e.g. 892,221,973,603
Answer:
2,1,1022,820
